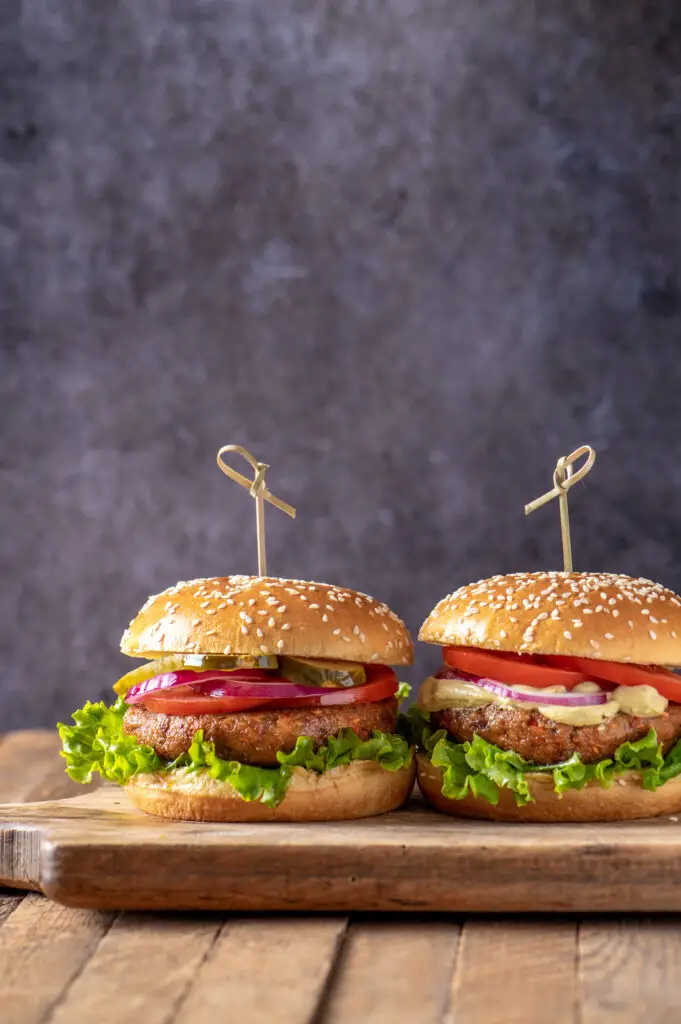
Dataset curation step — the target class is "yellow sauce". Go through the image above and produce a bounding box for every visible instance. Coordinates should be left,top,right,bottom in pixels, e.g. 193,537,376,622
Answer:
417,676,668,727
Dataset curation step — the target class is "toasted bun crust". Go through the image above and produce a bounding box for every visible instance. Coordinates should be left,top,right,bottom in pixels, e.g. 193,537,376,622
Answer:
419,571,681,666
416,753,681,822
121,576,413,665
126,759,416,822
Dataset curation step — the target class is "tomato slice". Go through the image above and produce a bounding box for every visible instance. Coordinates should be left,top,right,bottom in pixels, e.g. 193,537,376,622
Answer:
443,647,588,689
547,657,681,702
141,666,398,715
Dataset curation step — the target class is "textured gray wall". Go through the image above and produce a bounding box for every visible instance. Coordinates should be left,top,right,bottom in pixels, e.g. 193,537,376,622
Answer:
3,3,681,729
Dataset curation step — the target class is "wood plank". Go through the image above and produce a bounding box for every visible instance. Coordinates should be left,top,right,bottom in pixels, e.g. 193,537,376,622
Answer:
48,914,222,1024
448,920,578,1024
580,919,681,1023
175,918,347,1024
0,892,23,927
0,731,66,803
0,892,113,1024
4,785,681,911
323,920,459,1024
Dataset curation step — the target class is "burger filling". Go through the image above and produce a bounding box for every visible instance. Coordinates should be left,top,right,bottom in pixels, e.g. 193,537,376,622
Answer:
412,645,681,807
58,655,412,808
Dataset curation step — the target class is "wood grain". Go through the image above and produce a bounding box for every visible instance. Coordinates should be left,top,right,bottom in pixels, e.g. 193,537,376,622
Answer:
0,892,113,1024
322,920,459,1023
174,918,347,1024
448,920,578,1024
580,919,681,1023
48,913,222,1024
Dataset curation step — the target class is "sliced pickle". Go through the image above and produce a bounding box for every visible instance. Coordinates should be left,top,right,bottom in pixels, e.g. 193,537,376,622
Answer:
279,657,367,689
113,653,279,695
182,654,279,670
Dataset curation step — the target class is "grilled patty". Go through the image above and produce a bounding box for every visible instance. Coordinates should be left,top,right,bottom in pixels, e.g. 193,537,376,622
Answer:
432,703,681,764
123,699,398,767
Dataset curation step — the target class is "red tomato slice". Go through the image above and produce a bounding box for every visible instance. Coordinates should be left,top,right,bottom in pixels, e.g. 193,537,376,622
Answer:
141,666,398,715
443,647,588,689
547,657,681,702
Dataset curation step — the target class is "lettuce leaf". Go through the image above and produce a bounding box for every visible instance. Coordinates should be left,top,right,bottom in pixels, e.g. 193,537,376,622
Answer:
58,698,412,808
418,724,681,807
57,697,165,784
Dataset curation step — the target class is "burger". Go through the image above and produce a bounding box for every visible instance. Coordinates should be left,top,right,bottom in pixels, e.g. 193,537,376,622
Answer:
58,575,415,822
413,571,681,822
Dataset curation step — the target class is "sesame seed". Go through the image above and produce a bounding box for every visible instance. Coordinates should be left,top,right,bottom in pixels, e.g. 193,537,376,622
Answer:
672,631,678,639
266,597,277,606
371,653,379,661
239,612,252,623
612,609,619,618
277,639,284,649
241,626,248,636
205,628,217,636
342,636,351,643
573,619,583,628
333,628,341,636
281,623,292,631
564,631,572,640
310,603,319,609
223,645,231,654
226,598,234,605
628,621,634,629
268,617,275,627
604,633,614,640
353,625,360,635
192,619,201,626
205,608,217,616
299,595,308,602
589,639,600,649
650,630,657,640
650,615,659,624
500,630,507,639
278,606,287,613
256,628,263,638
199,601,210,608
641,609,650,616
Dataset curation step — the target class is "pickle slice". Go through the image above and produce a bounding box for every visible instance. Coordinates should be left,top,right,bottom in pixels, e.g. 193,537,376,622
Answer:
278,657,367,689
113,653,279,695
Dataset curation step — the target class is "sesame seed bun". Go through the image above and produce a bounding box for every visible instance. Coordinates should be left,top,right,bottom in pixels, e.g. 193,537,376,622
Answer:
127,758,417,822
416,752,681,822
121,576,413,666
419,572,681,666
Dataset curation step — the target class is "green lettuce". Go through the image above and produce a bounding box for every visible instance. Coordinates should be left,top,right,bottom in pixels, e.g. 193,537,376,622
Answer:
58,698,413,808
419,724,681,807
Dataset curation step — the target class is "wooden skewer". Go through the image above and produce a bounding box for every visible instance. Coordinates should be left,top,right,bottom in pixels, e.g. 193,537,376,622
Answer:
216,444,296,577
524,445,596,572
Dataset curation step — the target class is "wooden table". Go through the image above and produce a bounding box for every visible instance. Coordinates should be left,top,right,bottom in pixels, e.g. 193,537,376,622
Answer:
2,730,681,1024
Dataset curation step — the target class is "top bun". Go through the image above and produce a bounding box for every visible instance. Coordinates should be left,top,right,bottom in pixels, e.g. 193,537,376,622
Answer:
121,576,413,665
419,571,681,666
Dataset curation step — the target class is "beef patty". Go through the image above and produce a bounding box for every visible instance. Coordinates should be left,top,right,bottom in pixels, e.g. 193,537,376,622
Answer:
432,702,681,764
123,698,398,766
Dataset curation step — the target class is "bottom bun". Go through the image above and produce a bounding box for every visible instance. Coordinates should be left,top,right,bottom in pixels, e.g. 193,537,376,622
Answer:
127,759,416,822
416,753,681,822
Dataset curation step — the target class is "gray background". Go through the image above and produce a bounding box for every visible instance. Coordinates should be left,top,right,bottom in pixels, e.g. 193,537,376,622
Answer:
3,2,681,729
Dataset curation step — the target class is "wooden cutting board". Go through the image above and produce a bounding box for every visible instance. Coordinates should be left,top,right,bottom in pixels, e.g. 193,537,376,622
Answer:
4,729,681,912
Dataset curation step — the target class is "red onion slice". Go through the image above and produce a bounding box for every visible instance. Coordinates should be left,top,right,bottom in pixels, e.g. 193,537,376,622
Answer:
189,679,337,700
474,677,607,707
125,669,282,705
